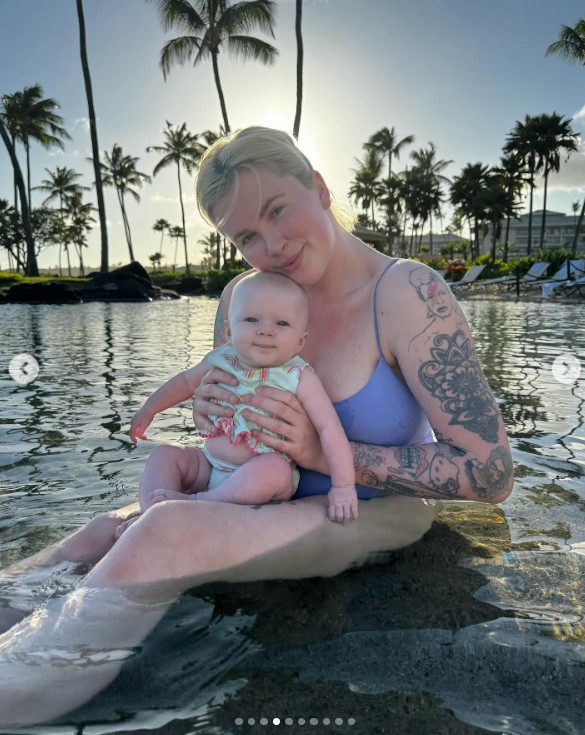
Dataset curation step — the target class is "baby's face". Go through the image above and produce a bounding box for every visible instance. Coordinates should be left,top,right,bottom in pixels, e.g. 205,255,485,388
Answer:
227,282,308,369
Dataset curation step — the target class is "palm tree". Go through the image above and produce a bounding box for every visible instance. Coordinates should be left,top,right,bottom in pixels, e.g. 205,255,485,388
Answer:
34,166,88,273
0,113,37,275
348,167,385,229
169,225,185,271
410,143,452,254
147,121,203,275
149,252,163,271
504,116,539,256
366,126,415,180
99,144,152,262
546,19,585,256
546,18,585,65
63,191,96,276
76,0,109,273
147,0,278,133
292,0,303,139
365,127,414,251
1,84,70,208
153,218,171,263
492,154,528,262
450,162,492,259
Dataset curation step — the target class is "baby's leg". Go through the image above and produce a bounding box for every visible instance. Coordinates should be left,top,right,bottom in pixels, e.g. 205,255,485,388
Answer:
196,453,294,505
139,445,211,510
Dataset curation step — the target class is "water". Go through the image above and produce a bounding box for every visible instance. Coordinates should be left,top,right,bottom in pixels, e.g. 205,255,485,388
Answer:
1,297,584,734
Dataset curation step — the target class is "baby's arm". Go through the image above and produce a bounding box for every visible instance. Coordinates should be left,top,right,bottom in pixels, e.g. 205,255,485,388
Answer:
130,358,210,443
296,370,358,522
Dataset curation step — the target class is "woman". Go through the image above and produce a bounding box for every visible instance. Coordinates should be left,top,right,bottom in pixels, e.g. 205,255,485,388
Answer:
0,127,513,725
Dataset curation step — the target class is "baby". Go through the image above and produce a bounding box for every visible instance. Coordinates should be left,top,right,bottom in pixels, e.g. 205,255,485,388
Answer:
130,271,358,522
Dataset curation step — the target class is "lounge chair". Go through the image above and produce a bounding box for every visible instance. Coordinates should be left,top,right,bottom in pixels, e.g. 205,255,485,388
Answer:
473,261,550,289
449,264,487,289
540,260,585,298
549,276,585,299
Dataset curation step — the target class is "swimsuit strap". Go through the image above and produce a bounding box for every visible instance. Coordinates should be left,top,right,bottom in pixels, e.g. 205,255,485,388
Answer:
373,259,398,354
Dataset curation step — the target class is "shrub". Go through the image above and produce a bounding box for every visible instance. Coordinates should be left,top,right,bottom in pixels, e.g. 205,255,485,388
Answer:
204,267,247,292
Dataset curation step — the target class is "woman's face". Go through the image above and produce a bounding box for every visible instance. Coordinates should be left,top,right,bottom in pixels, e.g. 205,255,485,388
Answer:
212,169,336,286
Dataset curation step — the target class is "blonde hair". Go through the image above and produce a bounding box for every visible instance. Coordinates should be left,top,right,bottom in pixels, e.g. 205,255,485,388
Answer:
196,126,356,233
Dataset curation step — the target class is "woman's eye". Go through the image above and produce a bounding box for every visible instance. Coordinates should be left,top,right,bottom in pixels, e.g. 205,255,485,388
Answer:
271,206,283,218
241,232,255,246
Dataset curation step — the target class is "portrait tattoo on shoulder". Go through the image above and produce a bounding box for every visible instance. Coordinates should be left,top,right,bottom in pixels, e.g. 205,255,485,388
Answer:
408,267,463,344
419,329,500,443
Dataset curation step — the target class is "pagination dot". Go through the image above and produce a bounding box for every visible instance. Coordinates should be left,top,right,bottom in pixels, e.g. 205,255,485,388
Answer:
335,718,344,726
272,718,280,725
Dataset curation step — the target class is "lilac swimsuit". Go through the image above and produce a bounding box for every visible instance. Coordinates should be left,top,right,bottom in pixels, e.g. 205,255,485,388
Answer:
294,260,434,500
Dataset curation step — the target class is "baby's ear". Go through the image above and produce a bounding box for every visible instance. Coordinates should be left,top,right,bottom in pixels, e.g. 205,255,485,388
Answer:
298,331,309,350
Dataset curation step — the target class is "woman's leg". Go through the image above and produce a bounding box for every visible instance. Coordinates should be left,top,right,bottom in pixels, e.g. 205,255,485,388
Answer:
0,495,440,726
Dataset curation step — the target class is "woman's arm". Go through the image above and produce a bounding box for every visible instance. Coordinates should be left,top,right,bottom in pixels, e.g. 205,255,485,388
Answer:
237,263,513,504
357,261,513,503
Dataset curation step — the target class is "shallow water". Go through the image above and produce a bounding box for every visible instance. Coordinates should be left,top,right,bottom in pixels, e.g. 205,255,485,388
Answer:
0,297,584,734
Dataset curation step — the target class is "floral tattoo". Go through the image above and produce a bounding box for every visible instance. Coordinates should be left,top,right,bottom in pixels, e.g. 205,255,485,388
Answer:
419,330,500,443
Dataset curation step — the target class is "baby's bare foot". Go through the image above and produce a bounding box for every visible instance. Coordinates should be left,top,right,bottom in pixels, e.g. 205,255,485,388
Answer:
149,488,196,504
115,515,141,539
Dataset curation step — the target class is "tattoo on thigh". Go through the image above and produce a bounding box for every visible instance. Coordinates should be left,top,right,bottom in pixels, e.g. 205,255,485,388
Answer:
419,330,500,443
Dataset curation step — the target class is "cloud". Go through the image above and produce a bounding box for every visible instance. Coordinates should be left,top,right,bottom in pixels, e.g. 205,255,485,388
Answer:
73,117,91,132
545,137,585,193
150,192,178,203
573,104,585,127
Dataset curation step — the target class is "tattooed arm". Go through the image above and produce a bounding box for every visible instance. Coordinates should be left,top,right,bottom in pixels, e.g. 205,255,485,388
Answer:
355,261,514,503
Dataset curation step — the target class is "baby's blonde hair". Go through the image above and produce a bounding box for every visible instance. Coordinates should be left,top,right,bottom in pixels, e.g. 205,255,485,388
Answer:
229,271,309,327
196,126,356,234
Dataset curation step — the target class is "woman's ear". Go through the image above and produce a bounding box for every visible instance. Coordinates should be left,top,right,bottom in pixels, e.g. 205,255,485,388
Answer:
224,320,232,340
313,171,331,210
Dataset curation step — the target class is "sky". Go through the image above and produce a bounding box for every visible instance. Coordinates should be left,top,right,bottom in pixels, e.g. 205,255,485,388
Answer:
1,0,585,270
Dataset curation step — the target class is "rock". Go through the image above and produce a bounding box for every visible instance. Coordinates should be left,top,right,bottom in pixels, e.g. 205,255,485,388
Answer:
5,282,83,304
83,261,161,302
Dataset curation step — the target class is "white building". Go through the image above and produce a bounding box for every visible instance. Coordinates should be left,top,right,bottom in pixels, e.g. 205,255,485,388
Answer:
498,210,585,256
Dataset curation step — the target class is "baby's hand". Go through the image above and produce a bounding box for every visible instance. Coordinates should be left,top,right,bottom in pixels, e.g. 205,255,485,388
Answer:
130,405,155,443
327,484,359,523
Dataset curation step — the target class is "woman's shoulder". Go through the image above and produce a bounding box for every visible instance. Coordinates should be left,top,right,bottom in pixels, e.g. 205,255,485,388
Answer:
377,258,449,299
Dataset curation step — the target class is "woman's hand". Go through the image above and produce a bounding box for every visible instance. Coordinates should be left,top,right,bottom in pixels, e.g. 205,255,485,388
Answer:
241,386,328,473
192,367,239,433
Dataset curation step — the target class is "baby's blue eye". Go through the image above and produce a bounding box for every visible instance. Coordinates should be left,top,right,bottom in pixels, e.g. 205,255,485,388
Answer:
276,320,290,327
244,317,258,323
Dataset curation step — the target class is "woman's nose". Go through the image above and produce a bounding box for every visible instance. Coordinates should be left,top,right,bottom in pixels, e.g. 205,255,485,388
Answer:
265,230,286,255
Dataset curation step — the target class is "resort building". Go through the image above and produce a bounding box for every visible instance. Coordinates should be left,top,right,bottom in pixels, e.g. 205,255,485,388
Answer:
495,210,585,256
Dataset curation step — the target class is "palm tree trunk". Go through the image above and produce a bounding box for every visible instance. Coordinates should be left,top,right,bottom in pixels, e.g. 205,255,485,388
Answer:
25,138,32,209
176,163,190,275
215,232,221,270
211,51,230,133
504,215,511,262
292,0,303,139
539,165,549,252
76,0,109,273
0,116,38,275
527,168,534,256
572,198,585,257
117,190,135,261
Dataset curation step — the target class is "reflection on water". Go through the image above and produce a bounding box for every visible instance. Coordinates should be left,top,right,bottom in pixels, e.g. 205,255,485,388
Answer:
1,297,584,734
